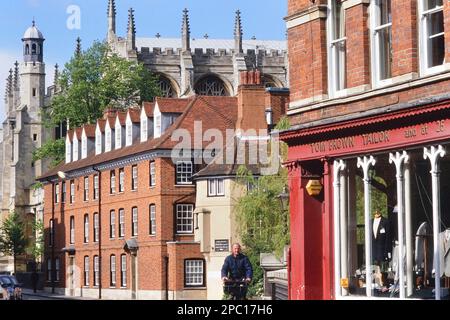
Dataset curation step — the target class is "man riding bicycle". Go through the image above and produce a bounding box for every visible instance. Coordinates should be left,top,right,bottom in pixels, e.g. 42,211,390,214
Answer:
221,243,253,300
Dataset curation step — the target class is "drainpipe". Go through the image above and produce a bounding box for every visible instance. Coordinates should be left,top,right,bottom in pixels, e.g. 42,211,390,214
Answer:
164,256,169,300
93,167,102,300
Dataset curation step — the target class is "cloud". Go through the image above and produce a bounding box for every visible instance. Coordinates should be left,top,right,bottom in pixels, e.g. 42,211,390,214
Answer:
0,51,19,121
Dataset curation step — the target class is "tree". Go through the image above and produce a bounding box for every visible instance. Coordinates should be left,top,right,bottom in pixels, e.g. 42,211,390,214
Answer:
34,41,161,165
0,212,28,274
26,220,45,270
233,118,291,297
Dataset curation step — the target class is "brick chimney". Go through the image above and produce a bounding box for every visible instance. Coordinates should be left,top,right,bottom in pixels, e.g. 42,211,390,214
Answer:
236,70,266,133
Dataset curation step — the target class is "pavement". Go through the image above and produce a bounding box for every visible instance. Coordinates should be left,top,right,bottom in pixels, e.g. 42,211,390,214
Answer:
22,288,95,300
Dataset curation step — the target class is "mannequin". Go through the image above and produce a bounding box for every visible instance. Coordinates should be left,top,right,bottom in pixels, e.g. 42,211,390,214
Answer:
371,209,391,265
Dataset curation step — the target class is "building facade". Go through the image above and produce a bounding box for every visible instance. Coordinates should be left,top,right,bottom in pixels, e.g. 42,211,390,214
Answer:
282,0,450,300
0,22,58,273
193,83,289,300
106,0,288,98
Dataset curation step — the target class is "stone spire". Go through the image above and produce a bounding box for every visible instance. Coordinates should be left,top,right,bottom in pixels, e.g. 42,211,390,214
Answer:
54,63,59,87
5,69,13,102
13,61,19,91
181,8,191,53
127,8,136,50
107,0,116,42
234,10,243,54
75,37,82,57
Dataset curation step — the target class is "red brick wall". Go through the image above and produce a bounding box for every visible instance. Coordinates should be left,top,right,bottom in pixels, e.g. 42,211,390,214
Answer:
288,0,327,16
44,156,198,294
167,242,203,291
392,0,418,77
288,18,328,102
445,0,450,63
345,3,371,88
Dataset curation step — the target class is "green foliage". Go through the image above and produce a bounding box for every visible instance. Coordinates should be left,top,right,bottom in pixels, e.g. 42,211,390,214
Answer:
36,41,161,165
32,139,65,167
275,116,290,131
234,166,290,298
0,212,28,274
26,220,45,262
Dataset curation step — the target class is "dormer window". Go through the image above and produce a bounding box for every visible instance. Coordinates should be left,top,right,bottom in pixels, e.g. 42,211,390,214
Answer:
81,132,87,159
115,120,122,150
141,117,148,142
105,125,112,152
155,115,161,138
73,135,79,161
126,122,132,147
66,137,72,163
95,127,102,155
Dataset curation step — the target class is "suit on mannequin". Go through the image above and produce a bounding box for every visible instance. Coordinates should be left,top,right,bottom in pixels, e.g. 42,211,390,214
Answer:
371,210,391,264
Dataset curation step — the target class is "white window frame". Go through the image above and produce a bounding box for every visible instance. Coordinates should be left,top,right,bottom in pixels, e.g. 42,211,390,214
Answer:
132,207,138,237
110,255,116,287
73,136,79,161
65,138,71,163
327,0,347,97
119,209,125,238
176,204,194,234
94,213,99,243
70,181,75,204
81,132,87,159
70,216,75,244
95,127,102,155
208,178,225,197
94,256,99,287
370,0,393,87
419,0,446,76
105,125,112,152
119,168,125,192
94,175,99,200
150,161,156,187
84,177,89,201
61,181,66,203
84,256,90,286
176,161,193,185
150,205,156,235
110,210,116,239
132,165,138,191
84,214,89,243
185,259,205,287
126,121,133,147
110,171,116,194
121,254,127,287
141,116,148,142
155,115,162,138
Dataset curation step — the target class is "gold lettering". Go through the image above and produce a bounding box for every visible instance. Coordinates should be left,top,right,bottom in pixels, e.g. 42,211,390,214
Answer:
437,120,445,133
421,125,428,135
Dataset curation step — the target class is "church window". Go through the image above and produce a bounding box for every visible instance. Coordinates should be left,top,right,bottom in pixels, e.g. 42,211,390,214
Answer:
32,44,37,55
195,76,229,96
25,44,30,55
158,77,175,98
33,88,36,97
33,134,38,141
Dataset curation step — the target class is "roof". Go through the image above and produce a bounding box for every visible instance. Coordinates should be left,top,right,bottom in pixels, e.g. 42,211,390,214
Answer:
136,38,286,52
127,108,141,123
194,136,261,178
82,124,96,138
97,119,106,132
23,23,44,40
39,96,238,180
156,97,192,114
73,128,83,140
142,102,155,117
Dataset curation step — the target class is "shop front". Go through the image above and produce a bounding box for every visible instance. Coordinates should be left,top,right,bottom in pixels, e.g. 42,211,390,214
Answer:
281,101,450,300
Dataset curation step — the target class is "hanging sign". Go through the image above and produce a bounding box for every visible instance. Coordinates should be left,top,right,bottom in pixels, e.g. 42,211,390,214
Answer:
306,180,323,196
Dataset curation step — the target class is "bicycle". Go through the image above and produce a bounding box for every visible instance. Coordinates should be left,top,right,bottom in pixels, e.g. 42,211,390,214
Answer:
223,279,249,301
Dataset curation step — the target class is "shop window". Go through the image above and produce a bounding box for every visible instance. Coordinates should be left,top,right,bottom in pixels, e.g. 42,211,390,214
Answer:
333,145,450,299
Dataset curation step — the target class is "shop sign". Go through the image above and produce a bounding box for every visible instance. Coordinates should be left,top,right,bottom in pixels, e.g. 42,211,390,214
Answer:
306,180,322,196
214,239,230,252
340,278,349,288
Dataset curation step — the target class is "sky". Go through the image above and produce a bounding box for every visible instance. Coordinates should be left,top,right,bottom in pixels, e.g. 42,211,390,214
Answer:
0,0,288,121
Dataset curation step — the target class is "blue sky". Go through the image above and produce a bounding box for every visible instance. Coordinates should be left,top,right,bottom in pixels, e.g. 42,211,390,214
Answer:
0,0,287,121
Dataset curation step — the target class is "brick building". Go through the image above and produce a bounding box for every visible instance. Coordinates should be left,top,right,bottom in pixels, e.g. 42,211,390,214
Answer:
281,0,450,300
38,71,287,300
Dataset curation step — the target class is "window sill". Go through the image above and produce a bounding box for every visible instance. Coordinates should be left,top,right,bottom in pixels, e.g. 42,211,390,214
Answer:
175,184,194,188
184,286,207,290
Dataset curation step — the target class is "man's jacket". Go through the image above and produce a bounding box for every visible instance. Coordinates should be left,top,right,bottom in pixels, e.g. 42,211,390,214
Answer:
221,253,253,280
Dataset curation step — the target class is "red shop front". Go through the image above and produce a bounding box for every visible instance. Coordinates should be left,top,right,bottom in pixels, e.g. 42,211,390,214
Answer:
281,101,450,300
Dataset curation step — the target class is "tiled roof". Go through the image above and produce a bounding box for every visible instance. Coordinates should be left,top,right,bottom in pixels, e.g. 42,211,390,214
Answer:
142,102,155,117
116,112,127,126
127,108,141,123
156,97,193,114
97,119,106,132
39,95,238,180
73,128,83,140
83,124,96,138
66,130,74,142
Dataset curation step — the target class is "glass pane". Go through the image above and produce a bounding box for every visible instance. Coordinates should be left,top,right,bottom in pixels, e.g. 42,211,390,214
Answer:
425,0,443,10
333,0,345,39
379,0,391,25
378,27,392,80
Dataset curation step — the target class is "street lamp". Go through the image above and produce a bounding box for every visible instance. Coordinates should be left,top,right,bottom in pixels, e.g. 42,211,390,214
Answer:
277,186,289,212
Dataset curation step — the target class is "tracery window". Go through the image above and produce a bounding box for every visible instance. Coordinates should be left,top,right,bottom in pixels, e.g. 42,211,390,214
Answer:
195,76,228,96
158,77,175,98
